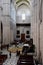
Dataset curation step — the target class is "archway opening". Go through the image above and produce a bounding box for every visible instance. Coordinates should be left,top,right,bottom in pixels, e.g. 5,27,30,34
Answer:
1,22,3,49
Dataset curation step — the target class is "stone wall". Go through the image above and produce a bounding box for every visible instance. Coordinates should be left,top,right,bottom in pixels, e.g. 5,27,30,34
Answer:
0,0,16,45
40,0,43,64
31,0,43,64
31,0,40,59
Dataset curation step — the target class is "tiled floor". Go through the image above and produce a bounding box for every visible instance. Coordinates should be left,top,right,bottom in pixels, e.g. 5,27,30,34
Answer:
1,49,19,65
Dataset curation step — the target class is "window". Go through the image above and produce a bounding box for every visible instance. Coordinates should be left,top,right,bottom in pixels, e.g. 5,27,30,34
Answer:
16,35,20,38
17,30,20,34
22,13,25,20
26,35,30,38
26,31,30,34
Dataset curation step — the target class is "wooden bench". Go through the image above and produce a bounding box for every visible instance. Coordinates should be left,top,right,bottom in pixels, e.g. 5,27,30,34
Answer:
17,55,34,65
0,59,3,65
1,44,9,50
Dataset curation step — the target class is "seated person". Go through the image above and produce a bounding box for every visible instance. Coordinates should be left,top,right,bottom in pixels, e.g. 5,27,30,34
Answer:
29,43,35,53
22,43,35,54
22,44,30,54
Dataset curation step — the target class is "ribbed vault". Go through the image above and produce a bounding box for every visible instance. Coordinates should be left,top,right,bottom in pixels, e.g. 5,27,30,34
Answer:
16,0,31,8
16,0,30,4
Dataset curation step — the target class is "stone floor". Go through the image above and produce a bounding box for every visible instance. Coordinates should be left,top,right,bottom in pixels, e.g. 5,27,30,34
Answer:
1,49,19,65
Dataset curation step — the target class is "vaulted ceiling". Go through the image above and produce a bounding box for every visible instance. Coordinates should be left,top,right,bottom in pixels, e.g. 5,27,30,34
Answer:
16,0,31,8
16,0,33,17
16,0,30,4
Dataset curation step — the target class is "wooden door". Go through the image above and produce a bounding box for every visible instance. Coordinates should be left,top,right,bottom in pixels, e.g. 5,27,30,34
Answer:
21,34,25,42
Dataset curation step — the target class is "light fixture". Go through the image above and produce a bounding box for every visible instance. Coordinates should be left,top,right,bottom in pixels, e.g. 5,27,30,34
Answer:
22,13,25,20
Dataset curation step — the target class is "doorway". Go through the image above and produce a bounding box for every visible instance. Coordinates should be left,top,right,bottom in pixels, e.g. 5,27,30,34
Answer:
21,34,25,42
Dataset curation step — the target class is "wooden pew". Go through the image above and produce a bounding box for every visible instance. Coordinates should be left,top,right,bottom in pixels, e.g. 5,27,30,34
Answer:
0,59,3,65
1,44,9,50
0,55,7,65
17,54,34,65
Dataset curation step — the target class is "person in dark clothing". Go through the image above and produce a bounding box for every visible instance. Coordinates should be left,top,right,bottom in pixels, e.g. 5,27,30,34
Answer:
9,52,11,58
16,50,20,56
22,46,30,54
29,43,35,53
